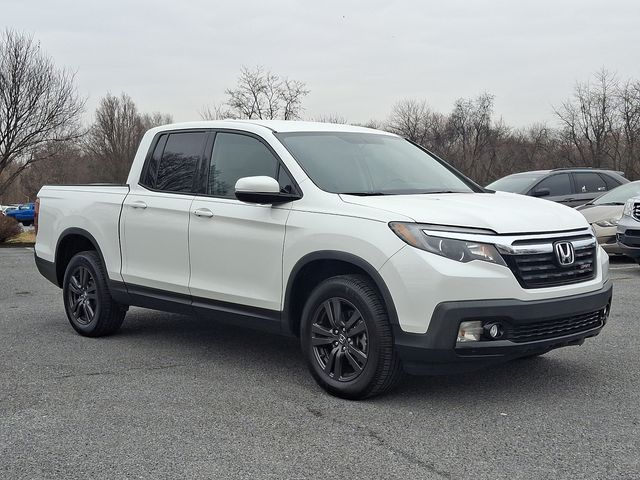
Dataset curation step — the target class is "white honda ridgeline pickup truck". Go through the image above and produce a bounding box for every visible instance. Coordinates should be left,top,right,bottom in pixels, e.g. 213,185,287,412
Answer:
34,120,612,399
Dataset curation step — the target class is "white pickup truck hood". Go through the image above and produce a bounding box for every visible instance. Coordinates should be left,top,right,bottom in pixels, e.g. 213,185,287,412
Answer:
340,192,589,234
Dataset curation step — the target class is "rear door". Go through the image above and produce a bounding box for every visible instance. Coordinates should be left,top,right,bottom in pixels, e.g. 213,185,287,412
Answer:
121,130,208,295
572,172,610,205
188,131,296,315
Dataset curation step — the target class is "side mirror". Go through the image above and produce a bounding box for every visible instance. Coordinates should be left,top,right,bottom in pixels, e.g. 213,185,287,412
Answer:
532,188,551,198
234,176,301,204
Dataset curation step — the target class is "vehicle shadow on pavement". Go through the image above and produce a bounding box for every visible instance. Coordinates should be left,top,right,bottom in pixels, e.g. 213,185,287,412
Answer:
115,308,604,403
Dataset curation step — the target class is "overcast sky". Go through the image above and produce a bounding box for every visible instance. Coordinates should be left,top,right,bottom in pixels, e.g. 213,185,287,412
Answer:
3,0,639,127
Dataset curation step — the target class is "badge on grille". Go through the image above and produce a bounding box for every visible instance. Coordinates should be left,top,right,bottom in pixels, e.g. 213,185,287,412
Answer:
554,241,575,266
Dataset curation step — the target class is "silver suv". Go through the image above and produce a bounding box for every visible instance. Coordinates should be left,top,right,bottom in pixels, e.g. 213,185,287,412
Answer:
617,197,640,264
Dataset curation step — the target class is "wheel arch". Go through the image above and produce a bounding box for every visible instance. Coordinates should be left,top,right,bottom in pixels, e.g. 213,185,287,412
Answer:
283,251,399,337
54,228,108,287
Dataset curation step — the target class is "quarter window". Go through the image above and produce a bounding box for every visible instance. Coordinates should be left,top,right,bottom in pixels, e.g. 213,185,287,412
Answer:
534,174,572,196
208,133,279,197
155,132,206,193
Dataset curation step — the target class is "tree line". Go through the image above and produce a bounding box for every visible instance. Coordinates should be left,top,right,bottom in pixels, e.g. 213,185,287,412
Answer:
1,29,639,204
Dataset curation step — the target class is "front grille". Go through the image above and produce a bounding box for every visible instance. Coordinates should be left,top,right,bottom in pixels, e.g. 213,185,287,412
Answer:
634,203,640,221
509,309,604,343
503,241,596,289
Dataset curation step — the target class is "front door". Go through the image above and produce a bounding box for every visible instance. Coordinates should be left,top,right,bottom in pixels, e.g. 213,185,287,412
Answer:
188,131,296,314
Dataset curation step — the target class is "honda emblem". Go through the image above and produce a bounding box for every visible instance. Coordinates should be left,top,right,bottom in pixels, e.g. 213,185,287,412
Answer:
554,242,575,266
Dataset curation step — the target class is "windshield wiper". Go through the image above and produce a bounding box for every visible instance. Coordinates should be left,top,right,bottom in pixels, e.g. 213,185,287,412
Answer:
596,202,625,206
341,192,389,196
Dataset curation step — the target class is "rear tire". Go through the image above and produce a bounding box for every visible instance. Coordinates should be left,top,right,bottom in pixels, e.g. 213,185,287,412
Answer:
300,274,402,399
62,250,126,337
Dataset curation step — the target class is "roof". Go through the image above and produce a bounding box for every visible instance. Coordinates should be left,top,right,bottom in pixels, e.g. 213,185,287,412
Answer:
150,119,394,135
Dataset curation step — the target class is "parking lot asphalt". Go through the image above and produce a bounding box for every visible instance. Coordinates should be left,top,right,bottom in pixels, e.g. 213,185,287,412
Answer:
1,248,639,480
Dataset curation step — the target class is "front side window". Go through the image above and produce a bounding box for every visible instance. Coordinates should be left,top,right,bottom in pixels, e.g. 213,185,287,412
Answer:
155,132,206,193
208,133,279,197
533,174,572,196
276,132,474,195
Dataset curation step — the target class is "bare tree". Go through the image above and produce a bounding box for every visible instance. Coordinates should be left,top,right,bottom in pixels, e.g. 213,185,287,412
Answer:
554,69,619,169
203,66,309,121
199,102,234,120
85,92,172,183
616,79,640,178
313,114,348,124
386,98,434,144
0,29,84,197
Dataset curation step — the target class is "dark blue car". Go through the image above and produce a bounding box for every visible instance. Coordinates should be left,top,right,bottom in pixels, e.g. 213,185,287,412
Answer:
6,203,35,226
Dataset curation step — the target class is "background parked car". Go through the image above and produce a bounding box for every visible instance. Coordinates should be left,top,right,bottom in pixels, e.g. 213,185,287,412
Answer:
617,196,640,265
487,168,628,207
576,181,640,255
5,202,35,226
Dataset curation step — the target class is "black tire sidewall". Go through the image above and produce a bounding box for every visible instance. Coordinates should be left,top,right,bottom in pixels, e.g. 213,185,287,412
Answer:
301,277,389,398
62,252,107,335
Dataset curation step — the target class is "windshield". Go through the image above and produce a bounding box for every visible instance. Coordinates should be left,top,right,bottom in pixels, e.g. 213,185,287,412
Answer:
276,132,474,195
593,181,640,205
486,174,544,193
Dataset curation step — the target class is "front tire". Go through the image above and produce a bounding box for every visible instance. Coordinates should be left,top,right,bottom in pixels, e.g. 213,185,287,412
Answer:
300,275,402,399
63,250,126,337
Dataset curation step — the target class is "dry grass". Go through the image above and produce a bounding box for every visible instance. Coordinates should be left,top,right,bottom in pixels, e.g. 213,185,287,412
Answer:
6,230,36,245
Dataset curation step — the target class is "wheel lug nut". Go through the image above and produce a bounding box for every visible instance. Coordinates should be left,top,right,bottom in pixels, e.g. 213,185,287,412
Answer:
342,346,346,351
334,341,338,346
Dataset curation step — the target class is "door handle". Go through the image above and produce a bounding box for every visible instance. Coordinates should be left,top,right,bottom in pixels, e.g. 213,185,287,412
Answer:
130,201,147,209
193,208,214,218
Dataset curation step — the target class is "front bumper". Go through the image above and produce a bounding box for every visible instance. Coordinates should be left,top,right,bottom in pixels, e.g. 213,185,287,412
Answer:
616,216,640,259
394,280,612,375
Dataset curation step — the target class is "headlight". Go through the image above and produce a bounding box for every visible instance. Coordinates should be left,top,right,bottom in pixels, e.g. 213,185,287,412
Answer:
594,216,621,228
623,199,634,217
389,222,506,265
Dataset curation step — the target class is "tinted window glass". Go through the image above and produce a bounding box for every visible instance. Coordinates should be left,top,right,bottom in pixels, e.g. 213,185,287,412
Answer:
574,173,607,194
277,167,295,194
600,173,621,190
156,132,205,193
534,174,572,196
209,133,278,197
141,134,167,188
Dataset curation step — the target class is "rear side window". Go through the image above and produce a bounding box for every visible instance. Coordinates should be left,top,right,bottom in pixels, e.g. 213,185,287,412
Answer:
140,135,168,189
153,132,206,193
533,173,572,196
574,172,607,194
208,133,279,197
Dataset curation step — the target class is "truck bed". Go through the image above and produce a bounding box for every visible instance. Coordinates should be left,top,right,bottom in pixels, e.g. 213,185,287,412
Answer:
35,184,130,283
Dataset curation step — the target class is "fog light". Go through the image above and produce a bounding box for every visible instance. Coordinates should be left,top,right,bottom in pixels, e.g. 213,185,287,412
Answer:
457,321,483,343
485,322,504,339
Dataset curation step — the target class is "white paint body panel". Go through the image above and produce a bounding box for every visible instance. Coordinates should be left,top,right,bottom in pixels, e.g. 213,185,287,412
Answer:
120,186,194,294
36,120,610,335
188,196,291,310
34,185,129,281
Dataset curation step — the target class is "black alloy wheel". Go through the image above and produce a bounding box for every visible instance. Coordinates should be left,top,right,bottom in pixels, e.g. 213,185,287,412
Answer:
63,250,126,337
66,265,99,325
310,298,369,382
301,274,403,399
